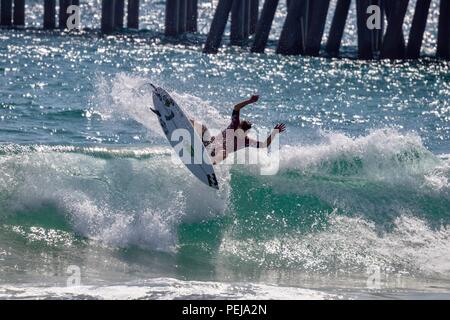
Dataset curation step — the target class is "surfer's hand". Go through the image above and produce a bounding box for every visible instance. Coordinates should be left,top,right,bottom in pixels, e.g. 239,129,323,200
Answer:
274,123,286,133
249,95,259,103
235,95,259,111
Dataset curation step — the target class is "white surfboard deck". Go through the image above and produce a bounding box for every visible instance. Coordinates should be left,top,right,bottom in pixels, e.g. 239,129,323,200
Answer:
151,85,219,190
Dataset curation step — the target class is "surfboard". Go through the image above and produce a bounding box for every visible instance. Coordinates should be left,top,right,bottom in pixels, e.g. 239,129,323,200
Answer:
151,85,219,190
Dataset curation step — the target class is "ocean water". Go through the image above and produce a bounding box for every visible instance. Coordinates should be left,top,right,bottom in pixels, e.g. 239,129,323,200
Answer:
0,0,449,300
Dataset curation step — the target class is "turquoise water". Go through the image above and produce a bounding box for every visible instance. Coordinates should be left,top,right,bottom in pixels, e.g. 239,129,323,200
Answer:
0,1,449,299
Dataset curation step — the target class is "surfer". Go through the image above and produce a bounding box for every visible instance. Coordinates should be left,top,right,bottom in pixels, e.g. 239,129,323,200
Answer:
192,95,286,164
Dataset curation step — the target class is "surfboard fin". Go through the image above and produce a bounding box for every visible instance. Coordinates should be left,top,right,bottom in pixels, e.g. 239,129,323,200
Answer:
150,108,161,117
138,82,157,93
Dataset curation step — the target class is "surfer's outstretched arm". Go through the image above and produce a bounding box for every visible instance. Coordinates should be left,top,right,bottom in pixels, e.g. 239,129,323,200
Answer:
233,95,259,111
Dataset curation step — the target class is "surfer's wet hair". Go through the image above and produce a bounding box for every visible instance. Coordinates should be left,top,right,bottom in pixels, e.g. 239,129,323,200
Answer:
240,120,252,131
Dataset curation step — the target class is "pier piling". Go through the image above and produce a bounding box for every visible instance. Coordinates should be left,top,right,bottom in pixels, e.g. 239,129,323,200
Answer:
115,0,125,30
1,0,13,27
59,0,72,30
165,0,179,36
166,0,198,35
203,0,234,53
251,0,278,53
372,0,384,54
384,1,406,49
406,0,431,59
13,0,25,27
277,0,307,55
249,0,259,34
325,0,351,57
101,0,115,34
127,0,140,29
305,0,330,56
43,0,56,29
244,0,251,37
231,0,250,45
356,0,375,59
186,0,197,32
178,0,187,34
437,0,450,59
381,0,409,59
72,0,80,30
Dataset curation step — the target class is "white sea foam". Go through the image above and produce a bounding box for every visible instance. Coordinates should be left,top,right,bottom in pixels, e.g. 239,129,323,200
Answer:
0,147,230,252
242,128,449,195
0,278,340,300
93,73,228,138
218,214,450,278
